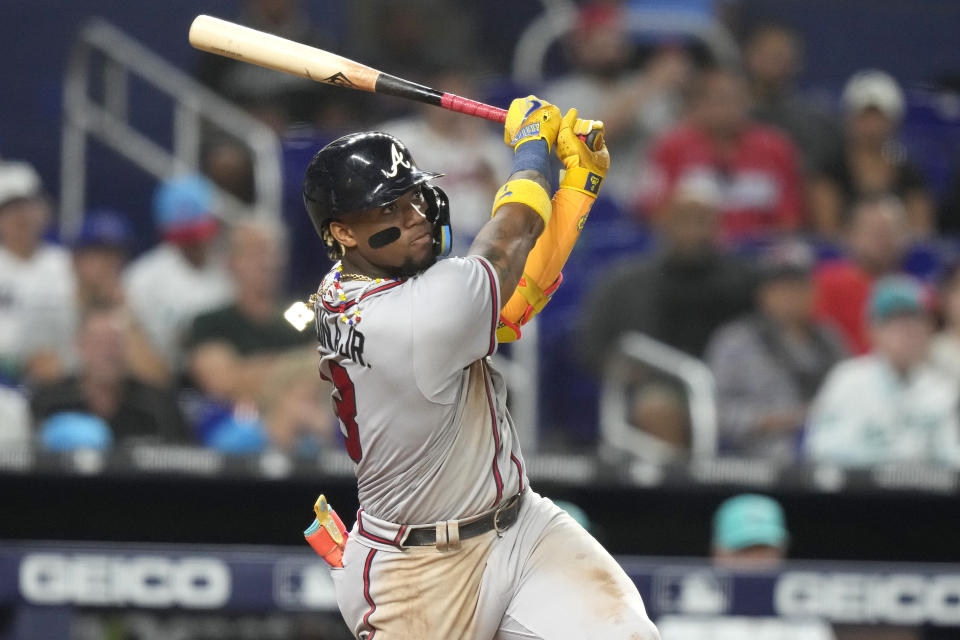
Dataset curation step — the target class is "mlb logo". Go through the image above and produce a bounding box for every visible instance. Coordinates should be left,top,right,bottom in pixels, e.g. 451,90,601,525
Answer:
274,559,338,610
653,569,732,615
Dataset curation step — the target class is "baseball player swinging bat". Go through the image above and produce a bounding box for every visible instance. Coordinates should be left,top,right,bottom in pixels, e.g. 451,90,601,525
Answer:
188,15,601,149
189,16,657,638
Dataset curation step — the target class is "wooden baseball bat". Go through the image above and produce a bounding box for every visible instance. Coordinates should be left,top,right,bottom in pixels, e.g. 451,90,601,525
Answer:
188,15,508,123
189,15,602,149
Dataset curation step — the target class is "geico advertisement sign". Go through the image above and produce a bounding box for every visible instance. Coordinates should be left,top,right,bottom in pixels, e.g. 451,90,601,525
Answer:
775,571,960,626
19,554,230,608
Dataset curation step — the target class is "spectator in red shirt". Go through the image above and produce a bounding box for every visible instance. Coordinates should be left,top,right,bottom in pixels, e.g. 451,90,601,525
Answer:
637,66,803,243
814,193,911,354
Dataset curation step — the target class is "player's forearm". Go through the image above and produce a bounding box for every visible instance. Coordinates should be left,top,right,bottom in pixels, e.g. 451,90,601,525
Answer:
495,110,609,342
476,96,562,303
468,172,546,303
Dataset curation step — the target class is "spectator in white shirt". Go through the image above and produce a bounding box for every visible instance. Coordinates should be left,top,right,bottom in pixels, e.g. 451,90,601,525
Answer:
123,175,233,373
805,276,960,467
0,161,77,385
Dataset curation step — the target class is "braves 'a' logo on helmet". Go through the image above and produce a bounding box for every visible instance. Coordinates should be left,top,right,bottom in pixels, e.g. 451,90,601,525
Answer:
381,143,412,179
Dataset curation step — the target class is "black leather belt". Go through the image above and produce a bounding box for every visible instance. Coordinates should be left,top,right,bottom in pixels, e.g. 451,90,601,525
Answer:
404,493,523,547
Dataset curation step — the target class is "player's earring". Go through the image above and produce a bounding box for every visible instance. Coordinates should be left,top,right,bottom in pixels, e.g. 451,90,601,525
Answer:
321,225,345,260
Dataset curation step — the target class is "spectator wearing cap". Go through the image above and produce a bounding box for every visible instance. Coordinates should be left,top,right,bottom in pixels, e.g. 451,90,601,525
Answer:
72,209,170,386
805,276,960,467
123,175,233,372
657,495,836,640
712,493,788,567
72,209,134,310
636,65,804,243
705,242,847,461
0,161,78,384
31,303,190,445
813,193,912,354
809,70,933,238
581,171,756,368
38,412,113,452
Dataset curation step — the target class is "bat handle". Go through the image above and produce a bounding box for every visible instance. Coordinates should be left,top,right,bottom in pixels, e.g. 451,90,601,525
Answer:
439,92,603,151
440,93,507,123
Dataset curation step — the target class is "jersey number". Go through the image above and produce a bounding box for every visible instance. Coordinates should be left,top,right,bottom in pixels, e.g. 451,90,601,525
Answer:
328,361,362,463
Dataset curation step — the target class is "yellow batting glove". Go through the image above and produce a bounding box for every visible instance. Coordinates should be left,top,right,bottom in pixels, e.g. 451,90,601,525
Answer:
504,95,563,152
556,108,610,198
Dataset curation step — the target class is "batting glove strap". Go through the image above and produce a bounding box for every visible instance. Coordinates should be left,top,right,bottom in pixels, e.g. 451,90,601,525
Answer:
492,178,552,226
560,166,604,198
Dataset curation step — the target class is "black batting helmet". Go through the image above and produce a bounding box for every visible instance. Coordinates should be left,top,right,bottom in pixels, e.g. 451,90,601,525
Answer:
303,132,452,258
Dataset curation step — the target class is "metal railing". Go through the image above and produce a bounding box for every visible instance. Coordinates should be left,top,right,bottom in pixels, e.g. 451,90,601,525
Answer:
512,2,740,85
60,18,283,237
600,332,718,461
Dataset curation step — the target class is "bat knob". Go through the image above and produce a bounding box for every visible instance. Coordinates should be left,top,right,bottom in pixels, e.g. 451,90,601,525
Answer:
578,130,604,152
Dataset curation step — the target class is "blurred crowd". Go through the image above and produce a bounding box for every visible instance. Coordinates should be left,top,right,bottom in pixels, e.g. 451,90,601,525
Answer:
0,165,337,455
3,0,960,471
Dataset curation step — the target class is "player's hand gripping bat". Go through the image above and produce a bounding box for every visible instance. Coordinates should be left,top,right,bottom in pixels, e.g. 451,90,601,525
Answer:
188,15,602,150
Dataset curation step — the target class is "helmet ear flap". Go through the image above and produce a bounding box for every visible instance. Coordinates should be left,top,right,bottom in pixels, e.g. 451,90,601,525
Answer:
423,185,452,257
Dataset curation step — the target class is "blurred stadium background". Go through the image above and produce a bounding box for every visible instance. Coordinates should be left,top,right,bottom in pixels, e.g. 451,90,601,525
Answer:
3,0,960,638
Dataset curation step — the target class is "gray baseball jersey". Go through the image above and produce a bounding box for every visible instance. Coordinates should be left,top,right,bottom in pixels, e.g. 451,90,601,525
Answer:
317,259,658,640
315,255,527,525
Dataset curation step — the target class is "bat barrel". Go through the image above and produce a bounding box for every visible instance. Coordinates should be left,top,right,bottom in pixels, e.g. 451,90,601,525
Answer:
189,15,510,126
189,15,380,91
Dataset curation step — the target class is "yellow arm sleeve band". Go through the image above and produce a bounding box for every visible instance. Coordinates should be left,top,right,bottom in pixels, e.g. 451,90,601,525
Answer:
492,179,552,226
496,187,596,342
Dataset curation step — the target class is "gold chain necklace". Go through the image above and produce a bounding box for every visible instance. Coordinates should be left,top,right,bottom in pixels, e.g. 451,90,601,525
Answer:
340,272,376,282
309,262,398,326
